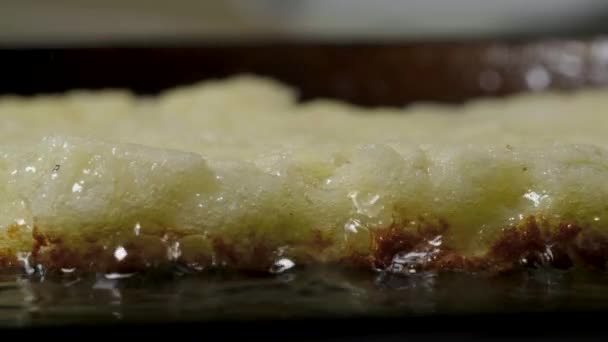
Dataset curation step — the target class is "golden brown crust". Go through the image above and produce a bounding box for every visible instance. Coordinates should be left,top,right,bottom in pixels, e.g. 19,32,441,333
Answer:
1,216,607,275
366,216,607,274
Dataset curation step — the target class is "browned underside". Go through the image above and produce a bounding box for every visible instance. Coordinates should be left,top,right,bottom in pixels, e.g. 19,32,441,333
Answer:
357,217,607,274
1,216,607,275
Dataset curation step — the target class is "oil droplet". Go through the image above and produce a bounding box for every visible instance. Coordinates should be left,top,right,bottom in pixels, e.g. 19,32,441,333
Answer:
36,264,45,281
24,166,36,173
344,218,362,234
523,191,548,207
114,246,128,261
61,268,76,273
542,245,554,264
15,218,26,226
270,258,295,274
72,182,83,193
16,252,35,275
133,222,141,236
594,217,601,222
388,247,441,274
104,273,134,280
428,235,442,247
167,242,182,261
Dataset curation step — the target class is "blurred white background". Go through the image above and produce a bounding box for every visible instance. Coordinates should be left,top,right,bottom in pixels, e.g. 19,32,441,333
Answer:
1,0,608,46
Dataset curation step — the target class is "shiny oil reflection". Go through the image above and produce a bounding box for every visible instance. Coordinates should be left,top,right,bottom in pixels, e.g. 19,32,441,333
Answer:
1,267,608,327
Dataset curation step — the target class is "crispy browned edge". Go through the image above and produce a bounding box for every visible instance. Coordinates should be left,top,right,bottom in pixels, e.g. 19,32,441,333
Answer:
1,215,606,275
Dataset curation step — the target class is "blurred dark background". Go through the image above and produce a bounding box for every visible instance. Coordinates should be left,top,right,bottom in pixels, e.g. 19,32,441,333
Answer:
1,0,608,106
